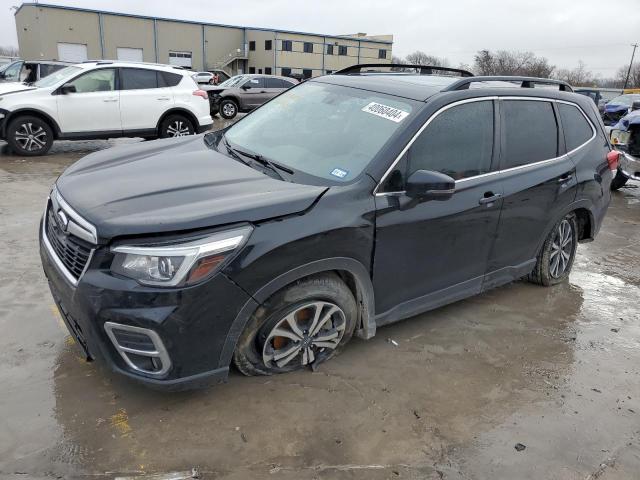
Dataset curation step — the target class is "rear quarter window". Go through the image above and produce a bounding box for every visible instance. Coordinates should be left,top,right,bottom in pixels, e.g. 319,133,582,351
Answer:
159,71,183,87
501,100,558,168
558,103,593,151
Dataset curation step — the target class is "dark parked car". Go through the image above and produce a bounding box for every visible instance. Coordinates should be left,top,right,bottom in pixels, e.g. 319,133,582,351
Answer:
603,94,640,126
203,74,297,119
574,87,622,114
0,59,71,84
40,64,617,390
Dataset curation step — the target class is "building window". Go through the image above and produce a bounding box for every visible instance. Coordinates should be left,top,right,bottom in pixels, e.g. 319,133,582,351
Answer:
265,67,272,74
326,70,333,75
303,69,312,79
249,66,256,74
378,49,387,59
281,67,291,77
304,42,313,54
338,45,348,56
249,41,256,51
282,40,292,52
258,68,262,74
265,40,272,51
326,44,334,55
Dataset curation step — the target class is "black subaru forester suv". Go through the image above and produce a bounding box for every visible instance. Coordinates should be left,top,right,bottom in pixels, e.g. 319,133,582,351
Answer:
40,64,618,390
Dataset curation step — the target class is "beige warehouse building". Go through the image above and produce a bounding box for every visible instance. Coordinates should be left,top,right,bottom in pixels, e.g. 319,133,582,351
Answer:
14,3,393,78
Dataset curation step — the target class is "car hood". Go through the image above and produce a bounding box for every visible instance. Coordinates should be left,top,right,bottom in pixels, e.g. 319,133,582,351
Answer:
55,135,327,242
0,82,35,95
605,103,630,113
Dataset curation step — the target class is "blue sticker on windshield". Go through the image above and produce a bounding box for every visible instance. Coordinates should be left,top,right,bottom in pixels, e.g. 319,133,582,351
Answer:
330,168,348,179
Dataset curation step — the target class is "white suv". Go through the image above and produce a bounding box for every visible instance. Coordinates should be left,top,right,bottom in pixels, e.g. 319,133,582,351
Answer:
0,61,213,156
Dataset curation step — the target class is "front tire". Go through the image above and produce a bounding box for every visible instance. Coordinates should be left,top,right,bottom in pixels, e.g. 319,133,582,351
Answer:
159,114,195,138
528,213,578,286
233,273,357,376
6,115,53,156
611,170,629,191
219,99,238,119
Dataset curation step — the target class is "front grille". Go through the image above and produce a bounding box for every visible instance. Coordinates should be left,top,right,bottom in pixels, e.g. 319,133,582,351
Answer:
45,202,93,280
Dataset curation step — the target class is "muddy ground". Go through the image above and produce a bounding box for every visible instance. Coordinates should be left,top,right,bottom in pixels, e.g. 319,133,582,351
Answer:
1,119,639,479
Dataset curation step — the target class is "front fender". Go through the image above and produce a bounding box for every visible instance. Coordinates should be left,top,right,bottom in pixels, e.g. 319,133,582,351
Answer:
218,257,376,368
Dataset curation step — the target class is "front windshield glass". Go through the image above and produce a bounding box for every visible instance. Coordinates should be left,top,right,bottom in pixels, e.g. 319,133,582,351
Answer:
224,81,417,183
219,75,247,87
610,95,640,106
34,65,82,88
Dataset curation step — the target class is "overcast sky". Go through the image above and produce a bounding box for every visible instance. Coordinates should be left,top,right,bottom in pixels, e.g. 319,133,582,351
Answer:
1,0,638,77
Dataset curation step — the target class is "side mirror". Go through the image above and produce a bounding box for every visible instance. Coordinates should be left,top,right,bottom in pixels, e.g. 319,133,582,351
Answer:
60,83,76,94
632,101,640,111
241,84,251,90
406,170,455,200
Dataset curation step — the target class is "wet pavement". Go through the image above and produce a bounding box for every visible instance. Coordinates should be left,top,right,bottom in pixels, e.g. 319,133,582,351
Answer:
1,125,639,479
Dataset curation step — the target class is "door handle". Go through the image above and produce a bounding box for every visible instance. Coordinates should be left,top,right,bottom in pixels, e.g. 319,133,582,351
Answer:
479,192,502,205
157,97,170,101
260,91,267,93
103,98,118,103
557,173,574,183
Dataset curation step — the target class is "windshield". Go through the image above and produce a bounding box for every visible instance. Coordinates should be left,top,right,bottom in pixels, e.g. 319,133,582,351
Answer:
34,65,82,88
219,75,247,87
609,95,640,106
224,81,418,183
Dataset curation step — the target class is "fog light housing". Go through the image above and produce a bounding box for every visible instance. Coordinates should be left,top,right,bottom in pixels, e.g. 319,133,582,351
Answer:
104,322,171,377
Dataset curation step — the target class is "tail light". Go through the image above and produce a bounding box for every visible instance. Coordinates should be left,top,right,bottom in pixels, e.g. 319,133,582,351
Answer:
193,89,208,100
607,150,620,171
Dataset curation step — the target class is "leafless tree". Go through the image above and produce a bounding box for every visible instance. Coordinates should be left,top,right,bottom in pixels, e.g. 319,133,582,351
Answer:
390,55,407,71
404,51,449,67
616,62,640,88
0,45,19,57
555,61,595,87
474,49,554,78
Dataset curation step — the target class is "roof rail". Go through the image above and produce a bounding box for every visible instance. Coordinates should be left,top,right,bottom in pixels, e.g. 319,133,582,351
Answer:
334,63,474,77
444,76,573,92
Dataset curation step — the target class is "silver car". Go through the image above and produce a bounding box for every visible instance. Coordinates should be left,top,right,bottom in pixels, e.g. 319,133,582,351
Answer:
203,74,298,119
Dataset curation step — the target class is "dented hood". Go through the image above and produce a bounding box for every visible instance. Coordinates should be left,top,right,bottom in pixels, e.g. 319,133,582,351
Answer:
55,135,327,241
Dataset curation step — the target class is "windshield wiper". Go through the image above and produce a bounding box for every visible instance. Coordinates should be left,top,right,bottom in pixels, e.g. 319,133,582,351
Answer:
222,137,293,180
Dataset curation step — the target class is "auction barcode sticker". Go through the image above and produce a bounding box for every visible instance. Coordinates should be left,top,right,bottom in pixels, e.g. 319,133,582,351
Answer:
362,102,410,123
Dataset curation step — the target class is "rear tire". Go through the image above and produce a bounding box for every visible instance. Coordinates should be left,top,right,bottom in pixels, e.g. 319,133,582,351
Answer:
528,213,578,287
219,99,238,119
611,170,629,190
159,114,195,138
6,115,53,156
233,273,357,376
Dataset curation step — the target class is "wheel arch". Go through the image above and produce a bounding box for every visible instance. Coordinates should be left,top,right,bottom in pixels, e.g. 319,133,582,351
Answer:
535,200,597,256
218,257,376,368
2,108,61,139
156,108,199,135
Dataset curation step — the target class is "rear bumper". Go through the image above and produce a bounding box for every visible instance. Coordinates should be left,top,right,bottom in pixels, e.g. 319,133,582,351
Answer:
39,220,254,391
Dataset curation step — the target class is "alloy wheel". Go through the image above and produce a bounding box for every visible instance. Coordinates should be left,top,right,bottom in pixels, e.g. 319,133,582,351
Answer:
222,103,236,117
550,219,573,278
14,122,47,152
262,301,346,369
166,120,190,137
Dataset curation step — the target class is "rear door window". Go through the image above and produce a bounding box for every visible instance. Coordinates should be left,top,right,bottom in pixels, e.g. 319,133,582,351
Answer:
120,68,159,90
406,100,495,181
558,103,593,151
158,71,182,87
501,100,558,168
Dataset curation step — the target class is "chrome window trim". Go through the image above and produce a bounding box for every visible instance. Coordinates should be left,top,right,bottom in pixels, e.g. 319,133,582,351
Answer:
374,96,597,196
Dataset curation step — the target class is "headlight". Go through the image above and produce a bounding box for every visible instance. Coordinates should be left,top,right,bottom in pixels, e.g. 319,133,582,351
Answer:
611,129,631,146
110,226,252,287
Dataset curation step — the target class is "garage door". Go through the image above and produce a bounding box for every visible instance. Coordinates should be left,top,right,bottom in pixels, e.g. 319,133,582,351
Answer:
117,48,143,62
57,43,88,62
169,51,192,68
